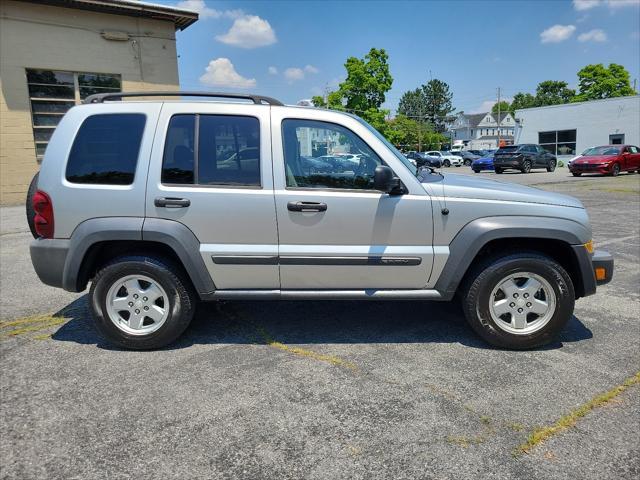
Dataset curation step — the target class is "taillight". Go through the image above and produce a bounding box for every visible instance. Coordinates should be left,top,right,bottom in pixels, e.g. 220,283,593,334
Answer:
32,190,54,239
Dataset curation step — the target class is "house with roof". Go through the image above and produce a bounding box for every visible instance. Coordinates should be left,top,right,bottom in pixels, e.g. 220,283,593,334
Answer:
449,111,515,150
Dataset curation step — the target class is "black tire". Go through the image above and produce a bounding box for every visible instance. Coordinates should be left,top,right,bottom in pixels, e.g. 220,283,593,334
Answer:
495,168,503,174
464,159,472,166
460,252,575,350
473,169,480,173
610,163,620,177
521,160,531,174
572,172,582,177
26,172,39,239
89,255,196,350
546,160,556,172
443,159,451,168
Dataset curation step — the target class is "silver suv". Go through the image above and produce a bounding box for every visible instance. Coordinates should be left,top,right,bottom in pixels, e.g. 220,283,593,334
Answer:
29,92,613,350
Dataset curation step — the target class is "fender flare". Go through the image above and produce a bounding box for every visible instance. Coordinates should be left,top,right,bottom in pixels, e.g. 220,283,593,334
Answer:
434,215,593,300
63,217,214,296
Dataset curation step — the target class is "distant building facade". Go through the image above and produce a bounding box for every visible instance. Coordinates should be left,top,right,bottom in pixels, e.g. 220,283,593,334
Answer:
449,111,515,150
514,95,640,158
0,0,198,204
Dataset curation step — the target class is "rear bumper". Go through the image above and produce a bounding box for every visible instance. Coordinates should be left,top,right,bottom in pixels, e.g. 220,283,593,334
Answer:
494,160,522,168
30,238,69,289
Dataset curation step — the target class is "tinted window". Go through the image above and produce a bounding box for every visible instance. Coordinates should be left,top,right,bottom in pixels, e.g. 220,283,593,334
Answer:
66,114,145,185
282,119,383,190
162,115,195,184
498,146,518,152
161,114,260,186
198,115,260,186
538,132,556,144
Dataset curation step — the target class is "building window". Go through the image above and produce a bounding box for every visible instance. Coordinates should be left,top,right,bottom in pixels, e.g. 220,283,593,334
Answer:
539,129,577,155
26,69,121,160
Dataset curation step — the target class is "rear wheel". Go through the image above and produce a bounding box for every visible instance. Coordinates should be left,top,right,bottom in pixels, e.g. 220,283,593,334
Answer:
495,168,503,174
443,159,451,167
26,172,39,239
89,255,196,350
521,160,532,174
546,160,556,172
473,168,480,173
464,159,472,166
461,252,575,349
572,172,582,177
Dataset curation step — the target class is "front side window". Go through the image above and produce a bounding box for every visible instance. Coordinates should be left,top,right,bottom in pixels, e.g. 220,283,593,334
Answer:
282,119,383,190
66,114,145,185
26,69,121,159
161,114,261,187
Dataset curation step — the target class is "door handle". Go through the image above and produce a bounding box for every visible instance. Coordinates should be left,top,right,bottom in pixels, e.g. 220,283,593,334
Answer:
154,197,191,208
287,201,327,212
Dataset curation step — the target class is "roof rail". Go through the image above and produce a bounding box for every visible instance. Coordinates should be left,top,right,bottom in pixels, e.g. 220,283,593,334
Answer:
83,91,284,106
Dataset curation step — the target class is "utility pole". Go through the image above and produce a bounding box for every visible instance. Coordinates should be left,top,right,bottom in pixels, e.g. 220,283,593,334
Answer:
496,87,501,149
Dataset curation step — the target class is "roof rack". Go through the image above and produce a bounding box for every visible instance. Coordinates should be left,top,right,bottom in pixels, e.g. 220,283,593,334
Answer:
83,91,284,106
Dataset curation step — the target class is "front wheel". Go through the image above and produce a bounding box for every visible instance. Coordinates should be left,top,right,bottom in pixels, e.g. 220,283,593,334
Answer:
572,172,582,177
443,159,451,168
464,159,472,166
473,169,480,173
610,163,620,177
461,252,575,349
495,168,503,174
89,255,196,350
521,160,532,174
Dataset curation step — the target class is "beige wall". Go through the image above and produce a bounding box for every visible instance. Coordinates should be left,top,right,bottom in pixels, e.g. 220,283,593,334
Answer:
0,0,182,205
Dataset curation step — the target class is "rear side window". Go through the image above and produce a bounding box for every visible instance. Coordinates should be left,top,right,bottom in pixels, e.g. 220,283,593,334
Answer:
66,114,145,185
162,114,261,187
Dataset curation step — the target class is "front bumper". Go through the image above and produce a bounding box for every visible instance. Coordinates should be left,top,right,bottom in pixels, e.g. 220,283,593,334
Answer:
591,250,614,286
569,163,611,174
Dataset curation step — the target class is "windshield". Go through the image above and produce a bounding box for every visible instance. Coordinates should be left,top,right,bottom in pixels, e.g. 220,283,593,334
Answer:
351,114,419,176
583,146,621,156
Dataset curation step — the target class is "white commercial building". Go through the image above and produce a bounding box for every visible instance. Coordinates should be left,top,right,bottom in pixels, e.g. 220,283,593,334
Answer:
514,95,640,159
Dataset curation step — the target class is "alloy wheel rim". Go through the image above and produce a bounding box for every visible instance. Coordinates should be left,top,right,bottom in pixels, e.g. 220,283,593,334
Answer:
105,274,169,335
488,272,556,335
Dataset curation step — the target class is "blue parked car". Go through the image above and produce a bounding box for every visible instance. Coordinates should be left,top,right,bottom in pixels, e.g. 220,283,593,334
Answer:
471,153,495,172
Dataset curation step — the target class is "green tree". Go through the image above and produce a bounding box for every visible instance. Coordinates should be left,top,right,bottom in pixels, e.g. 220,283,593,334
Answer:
574,63,636,101
398,88,427,120
491,100,512,115
510,92,537,112
535,80,575,105
422,79,454,133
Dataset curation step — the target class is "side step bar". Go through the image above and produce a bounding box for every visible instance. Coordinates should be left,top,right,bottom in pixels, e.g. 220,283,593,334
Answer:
204,289,444,301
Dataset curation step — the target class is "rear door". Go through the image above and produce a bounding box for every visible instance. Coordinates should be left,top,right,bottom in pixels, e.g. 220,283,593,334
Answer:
145,103,279,290
271,109,434,290
623,146,640,171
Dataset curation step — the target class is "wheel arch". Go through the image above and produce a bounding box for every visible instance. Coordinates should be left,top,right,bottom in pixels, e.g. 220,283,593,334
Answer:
64,217,214,296
434,216,595,300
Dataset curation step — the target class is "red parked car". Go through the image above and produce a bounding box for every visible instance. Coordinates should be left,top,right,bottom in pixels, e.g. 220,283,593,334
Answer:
569,145,640,177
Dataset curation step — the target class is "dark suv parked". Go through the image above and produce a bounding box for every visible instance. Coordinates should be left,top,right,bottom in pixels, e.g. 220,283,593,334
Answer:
493,144,557,174
405,151,442,168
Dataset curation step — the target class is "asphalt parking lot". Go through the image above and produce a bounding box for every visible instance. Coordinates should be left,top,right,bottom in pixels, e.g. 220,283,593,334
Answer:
1,167,639,479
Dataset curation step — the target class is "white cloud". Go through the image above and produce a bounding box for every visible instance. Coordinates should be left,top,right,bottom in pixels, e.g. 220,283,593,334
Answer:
199,58,256,89
471,98,513,114
268,66,278,75
215,15,276,48
578,28,608,42
175,0,244,20
605,0,639,8
284,67,305,83
573,0,601,10
283,65,319,83
540,24,576,43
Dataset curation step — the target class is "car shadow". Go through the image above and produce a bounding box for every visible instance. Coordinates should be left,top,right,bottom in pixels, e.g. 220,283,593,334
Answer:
51,295,593,351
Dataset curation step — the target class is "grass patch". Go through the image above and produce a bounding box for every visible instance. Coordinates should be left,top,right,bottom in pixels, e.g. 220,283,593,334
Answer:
516,371,640,455
257,327,358,371
0,315,67,338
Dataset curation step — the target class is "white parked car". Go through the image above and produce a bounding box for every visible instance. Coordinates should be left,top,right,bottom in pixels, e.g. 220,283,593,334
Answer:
425,151,462,167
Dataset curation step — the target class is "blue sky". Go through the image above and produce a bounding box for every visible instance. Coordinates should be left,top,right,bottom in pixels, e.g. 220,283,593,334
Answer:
163,0,640,114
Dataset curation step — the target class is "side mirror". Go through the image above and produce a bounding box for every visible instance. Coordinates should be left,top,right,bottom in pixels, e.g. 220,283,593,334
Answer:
374,165,403,194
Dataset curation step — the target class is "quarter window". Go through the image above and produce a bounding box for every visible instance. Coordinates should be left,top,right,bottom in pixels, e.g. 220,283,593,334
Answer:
26,69,121,160
161,114,261,187
282,119,384,190
66,114,145,185
538,130,576,155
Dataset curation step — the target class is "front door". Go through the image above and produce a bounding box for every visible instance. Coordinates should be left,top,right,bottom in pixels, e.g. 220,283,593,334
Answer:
271,111,434,290
145,103,279,290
